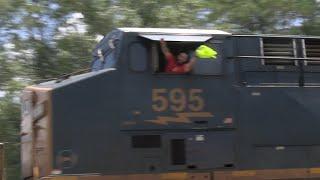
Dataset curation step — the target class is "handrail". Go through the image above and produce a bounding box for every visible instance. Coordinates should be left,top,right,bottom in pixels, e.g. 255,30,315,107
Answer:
230,55,320,61
230,55,309,87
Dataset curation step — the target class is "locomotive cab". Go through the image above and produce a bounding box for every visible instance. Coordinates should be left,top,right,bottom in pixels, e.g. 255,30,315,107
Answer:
90,28,229,76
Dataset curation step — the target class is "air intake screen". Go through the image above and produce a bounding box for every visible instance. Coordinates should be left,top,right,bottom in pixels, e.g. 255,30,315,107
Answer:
262,38,295,65
305,39,320,65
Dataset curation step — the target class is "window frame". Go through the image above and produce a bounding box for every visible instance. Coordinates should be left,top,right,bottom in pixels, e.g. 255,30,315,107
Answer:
91,30,123,71
151,40,225,76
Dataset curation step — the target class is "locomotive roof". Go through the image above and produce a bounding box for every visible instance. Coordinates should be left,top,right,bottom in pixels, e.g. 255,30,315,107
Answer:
118,27,231,36
36,68,116,89
233,34,320,39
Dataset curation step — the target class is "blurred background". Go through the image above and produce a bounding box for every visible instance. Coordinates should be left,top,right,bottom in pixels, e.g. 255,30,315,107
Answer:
0,0,320,179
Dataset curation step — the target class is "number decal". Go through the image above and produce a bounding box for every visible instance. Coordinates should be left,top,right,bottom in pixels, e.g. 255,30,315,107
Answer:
152,89,169,112
169,88,187,112
188,89,204,112
152,89,205,112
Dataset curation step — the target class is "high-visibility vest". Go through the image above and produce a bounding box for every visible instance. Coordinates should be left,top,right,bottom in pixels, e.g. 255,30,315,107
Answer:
196,45,217,59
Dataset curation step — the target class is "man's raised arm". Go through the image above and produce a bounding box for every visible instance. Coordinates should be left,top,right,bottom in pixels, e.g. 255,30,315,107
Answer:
160,38,171,56
184,54,197,72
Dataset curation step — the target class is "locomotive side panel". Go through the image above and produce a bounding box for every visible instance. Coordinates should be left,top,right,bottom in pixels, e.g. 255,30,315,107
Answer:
51,70,128,174
20,28,320,179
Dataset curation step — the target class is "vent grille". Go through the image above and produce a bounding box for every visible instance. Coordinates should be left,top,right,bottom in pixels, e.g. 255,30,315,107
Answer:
305,39,320,65
262,38,296,65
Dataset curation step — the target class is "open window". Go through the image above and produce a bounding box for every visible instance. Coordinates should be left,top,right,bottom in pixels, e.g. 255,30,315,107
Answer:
140,34,224,75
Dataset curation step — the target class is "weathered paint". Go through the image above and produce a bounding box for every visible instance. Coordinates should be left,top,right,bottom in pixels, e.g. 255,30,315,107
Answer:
41,168,320,180
21,28,320,180
21,87,53,179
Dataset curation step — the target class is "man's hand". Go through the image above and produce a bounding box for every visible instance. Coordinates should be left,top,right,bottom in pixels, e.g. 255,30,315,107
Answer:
160,38,165,45
184,54,197,72
160,38,170,55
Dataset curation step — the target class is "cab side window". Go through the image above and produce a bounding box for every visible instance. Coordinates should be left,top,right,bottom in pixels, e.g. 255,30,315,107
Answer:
91,30,122,71
91,49,118,71
129,42,147,72
192,42,223,75
154,41,201,73
153,40,223,75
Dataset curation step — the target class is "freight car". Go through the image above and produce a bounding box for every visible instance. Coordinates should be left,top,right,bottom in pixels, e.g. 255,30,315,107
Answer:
21,28,320,180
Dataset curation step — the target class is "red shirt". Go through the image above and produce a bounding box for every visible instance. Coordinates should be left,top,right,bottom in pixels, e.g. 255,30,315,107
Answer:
165,53,188,73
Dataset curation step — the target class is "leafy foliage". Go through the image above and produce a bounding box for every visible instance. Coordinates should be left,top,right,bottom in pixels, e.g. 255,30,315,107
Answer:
0,94,21,180
206,0,320,33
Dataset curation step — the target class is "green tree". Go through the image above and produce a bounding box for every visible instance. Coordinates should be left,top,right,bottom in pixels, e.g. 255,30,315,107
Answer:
206,0,320,34
117,0,207,27
298,0,320,35
0,91,21,180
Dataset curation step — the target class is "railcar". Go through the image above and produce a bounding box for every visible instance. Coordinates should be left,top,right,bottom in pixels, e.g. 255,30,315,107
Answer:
21,28,320,179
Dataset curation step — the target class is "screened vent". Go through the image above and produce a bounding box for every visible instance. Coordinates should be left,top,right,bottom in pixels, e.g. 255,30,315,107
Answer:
305,39,320,65
261,38,296,65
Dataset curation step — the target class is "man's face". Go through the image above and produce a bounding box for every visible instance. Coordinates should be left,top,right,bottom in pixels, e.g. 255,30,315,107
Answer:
177,53,188,64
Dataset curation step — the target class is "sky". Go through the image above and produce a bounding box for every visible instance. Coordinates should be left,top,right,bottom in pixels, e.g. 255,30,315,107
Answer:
0,91,5,98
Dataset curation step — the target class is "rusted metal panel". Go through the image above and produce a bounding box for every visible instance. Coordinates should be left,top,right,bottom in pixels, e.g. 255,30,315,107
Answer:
21,87,53,179
213,168,320,179
41,169,320,180
21,90,34,179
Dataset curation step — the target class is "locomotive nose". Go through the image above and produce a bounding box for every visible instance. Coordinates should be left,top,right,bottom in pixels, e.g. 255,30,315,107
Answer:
21,87,52,179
